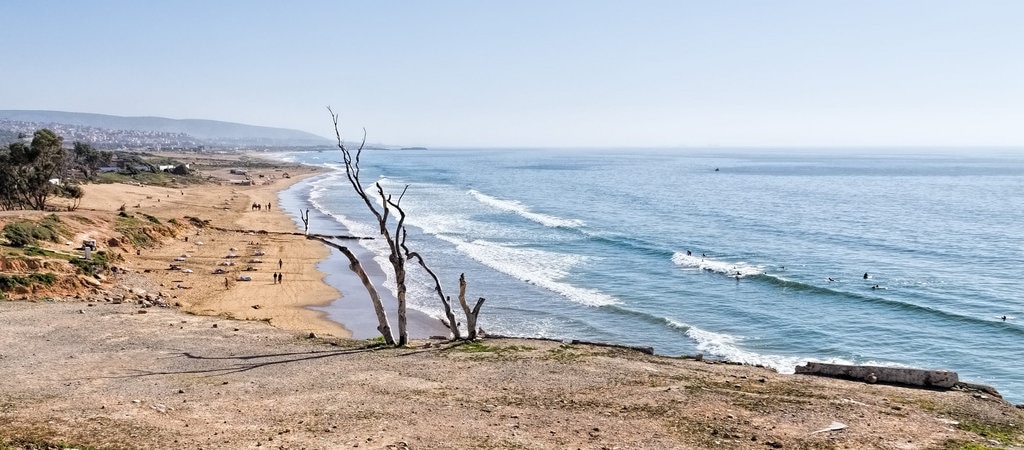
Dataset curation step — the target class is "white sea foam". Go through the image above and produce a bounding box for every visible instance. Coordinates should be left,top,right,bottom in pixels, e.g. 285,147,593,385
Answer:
665,318,848,373
469,190,584,228
440,236,620,307
671,252,764,278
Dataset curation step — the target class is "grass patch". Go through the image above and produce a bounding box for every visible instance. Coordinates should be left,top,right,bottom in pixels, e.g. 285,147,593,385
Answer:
143,214,161,225
0,437,102,450
22,246,55,258
936,441,1003,450
447,341,533,355
185,216,210,228
547,343,584,361
0,273,57,291
957,420,1021,445
114,215,172,248
2,215,69,247
363,335,390,348
68,251,113,274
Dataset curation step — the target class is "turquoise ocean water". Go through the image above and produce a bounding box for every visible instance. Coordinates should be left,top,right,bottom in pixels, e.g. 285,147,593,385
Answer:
276,149,1023,403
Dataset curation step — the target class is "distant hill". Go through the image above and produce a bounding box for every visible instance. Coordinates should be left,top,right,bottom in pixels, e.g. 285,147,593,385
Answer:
0,110,332,147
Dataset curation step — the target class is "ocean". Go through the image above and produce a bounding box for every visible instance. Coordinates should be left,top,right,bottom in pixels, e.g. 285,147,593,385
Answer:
274,148,1024,404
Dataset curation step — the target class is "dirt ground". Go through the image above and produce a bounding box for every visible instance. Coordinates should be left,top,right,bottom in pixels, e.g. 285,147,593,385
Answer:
1,300,1022,450
1,154,1022,449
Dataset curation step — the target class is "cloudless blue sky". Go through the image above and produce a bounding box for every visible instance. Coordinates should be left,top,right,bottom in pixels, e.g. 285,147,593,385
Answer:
2,1,1023,148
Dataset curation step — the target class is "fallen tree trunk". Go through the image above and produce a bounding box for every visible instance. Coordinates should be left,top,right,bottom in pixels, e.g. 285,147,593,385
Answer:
795,362,958,389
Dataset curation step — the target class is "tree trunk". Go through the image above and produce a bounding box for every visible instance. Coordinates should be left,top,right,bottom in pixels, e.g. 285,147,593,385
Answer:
457,273,486,340
406,251,461,339
394,255,408,346
309,236,395,345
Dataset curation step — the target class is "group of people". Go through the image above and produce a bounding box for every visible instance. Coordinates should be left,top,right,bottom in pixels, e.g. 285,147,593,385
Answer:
250,202,272,211
273,272,283,284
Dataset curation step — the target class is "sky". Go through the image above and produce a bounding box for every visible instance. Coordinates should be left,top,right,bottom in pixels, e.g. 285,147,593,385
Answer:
2,1,1023,148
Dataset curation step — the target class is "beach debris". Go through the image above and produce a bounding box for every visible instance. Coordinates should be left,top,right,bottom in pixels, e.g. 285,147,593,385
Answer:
252,304,262,309
812,421,847,433
237,275,252,281
173,257,186,261
181,269,193,273
249,258,263,263
225,253,238,258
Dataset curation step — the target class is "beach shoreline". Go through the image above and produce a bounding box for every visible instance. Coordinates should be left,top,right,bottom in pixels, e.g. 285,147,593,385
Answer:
63,155,351,338
274,171,451,339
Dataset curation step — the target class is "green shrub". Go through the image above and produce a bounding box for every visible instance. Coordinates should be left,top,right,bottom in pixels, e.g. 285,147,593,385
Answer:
144,214,161,224
69,251,111,273
0,272,57,291
186,216,209,228
3,222,40,247
2,215,67,247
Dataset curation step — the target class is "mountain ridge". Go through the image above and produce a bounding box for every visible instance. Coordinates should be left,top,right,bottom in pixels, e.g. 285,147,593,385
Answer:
0,109,332,147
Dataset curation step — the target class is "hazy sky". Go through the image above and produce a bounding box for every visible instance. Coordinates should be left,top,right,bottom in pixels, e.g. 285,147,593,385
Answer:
2,1,1023,148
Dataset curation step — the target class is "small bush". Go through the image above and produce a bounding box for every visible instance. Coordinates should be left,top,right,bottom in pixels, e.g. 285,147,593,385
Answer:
3,222,40,247
186,216,209,228
0,272,57,291
69,251,112,274
2,215,68,247
23,246,48,257
144,214,161,225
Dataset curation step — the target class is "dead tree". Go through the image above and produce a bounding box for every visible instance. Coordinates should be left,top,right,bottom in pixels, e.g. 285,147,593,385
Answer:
330,107,408,345
328,107,485,345
299,208,310,234
457,273,486,340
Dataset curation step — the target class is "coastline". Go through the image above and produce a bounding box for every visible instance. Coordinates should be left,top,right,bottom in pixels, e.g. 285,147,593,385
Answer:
77,158,352,338
2,153,1022,448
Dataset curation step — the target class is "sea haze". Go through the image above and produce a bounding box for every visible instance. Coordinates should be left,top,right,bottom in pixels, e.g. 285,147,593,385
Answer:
276,148,1024,404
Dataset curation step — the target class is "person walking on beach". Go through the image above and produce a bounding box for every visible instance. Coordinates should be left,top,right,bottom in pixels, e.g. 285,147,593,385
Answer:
278,258,283,270
278,272,283,284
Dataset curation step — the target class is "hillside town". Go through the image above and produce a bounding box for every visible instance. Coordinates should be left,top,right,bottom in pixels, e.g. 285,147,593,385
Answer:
0,118,207,151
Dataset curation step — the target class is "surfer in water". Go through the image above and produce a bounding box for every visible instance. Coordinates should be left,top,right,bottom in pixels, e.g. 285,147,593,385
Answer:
827,277,835,282
863,272,869,279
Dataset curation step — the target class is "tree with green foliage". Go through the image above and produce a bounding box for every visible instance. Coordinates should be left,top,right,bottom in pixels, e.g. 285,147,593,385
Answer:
72,141,113,180
0,129,68,211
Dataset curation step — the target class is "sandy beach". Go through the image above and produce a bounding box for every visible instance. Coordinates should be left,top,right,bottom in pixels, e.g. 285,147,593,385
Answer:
1,153,1022,449
71,159,354,339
